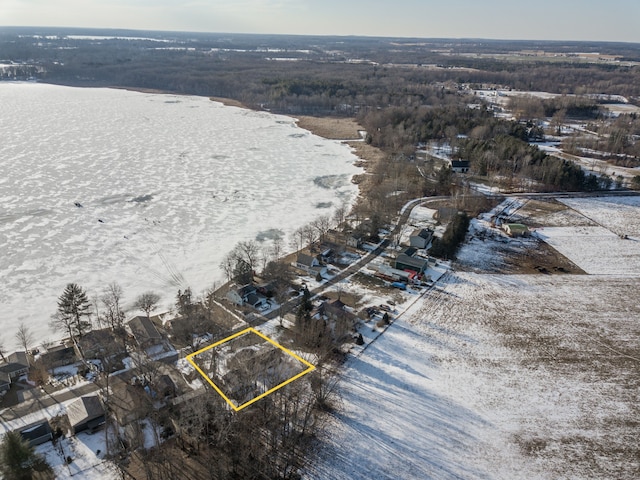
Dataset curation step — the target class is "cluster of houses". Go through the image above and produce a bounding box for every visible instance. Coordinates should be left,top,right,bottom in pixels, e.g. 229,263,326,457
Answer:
1,313,187,451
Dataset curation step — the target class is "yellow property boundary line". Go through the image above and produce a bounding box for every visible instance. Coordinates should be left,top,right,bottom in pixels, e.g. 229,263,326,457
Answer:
186,327,316,412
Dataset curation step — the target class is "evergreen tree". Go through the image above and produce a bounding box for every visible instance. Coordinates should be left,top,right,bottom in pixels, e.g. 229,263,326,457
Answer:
56,283,92,340
0,430,52,479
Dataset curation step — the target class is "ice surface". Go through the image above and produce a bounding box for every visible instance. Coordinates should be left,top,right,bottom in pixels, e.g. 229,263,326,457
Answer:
0,83,361,344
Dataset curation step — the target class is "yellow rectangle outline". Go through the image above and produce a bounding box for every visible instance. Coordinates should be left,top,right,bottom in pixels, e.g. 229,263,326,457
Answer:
186,327,315,411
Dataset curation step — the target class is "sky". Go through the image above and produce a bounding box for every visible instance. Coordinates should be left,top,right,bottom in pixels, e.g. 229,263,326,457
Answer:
1,0,640,43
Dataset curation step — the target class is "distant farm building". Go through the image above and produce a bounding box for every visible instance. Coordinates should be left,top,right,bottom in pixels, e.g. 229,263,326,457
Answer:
448,160,470,173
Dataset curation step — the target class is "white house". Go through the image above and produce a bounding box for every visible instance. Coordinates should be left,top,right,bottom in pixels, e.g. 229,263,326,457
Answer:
295,253,327,277
409,228,433,249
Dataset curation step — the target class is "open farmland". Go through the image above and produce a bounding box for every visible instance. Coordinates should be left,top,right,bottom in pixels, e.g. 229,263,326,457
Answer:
308,194,640,479
308,272,640,479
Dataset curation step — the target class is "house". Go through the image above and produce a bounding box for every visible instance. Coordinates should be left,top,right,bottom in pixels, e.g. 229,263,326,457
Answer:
128,316,162,349
447,159,470,173
67,395,105,434
8,351,29,368
295,253,327,277
393,248,429,273
409,228,433,249
295,253,319,271
346,232,364,249
77,328,125,360
226,284,257,306
110,376,151,426
503,223,529,237
40,343,77,369
19,421,53,447
0,358,29,381
317,299,356,324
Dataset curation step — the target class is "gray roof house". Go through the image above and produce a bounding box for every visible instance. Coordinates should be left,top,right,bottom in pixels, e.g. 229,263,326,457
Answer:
128,316,162,348
295,253,327,277
67,395,105,434
0,361,29,381
393,248,429,273
8,351,29,367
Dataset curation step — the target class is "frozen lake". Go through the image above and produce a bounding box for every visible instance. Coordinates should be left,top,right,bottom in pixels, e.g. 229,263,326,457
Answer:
0,83,361,345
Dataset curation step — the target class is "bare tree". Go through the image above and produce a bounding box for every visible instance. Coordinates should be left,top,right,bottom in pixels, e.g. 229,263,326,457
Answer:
101,282,126,330
92,293,103,330
332,202,349,230
236,240,261,274
0,339,6,362
49,312,74,342
290,225,306,252
301,223,317,246
134,292,161,320
270,234,284,261
15,323,34,357
312,214,332,243
219,250,237,283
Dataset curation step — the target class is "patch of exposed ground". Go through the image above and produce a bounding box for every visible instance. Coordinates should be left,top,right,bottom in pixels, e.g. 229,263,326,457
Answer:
295,116,363,140
515,199,596,228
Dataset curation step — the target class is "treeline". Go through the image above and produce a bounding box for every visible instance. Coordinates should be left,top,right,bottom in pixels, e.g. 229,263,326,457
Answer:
429,212,470,259
3,29,640,117
459,135,606,191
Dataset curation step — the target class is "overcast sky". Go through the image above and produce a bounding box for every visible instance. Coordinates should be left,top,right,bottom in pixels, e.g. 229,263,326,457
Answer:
3,0,639,43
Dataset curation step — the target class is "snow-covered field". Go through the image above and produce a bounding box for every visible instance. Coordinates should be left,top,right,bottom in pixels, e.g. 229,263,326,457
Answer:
536,196,640,275
308,195,640,479
0,82,361,344
308,272,640,479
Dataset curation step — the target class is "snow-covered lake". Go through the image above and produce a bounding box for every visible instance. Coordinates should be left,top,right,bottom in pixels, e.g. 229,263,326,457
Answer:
0,83,361,345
